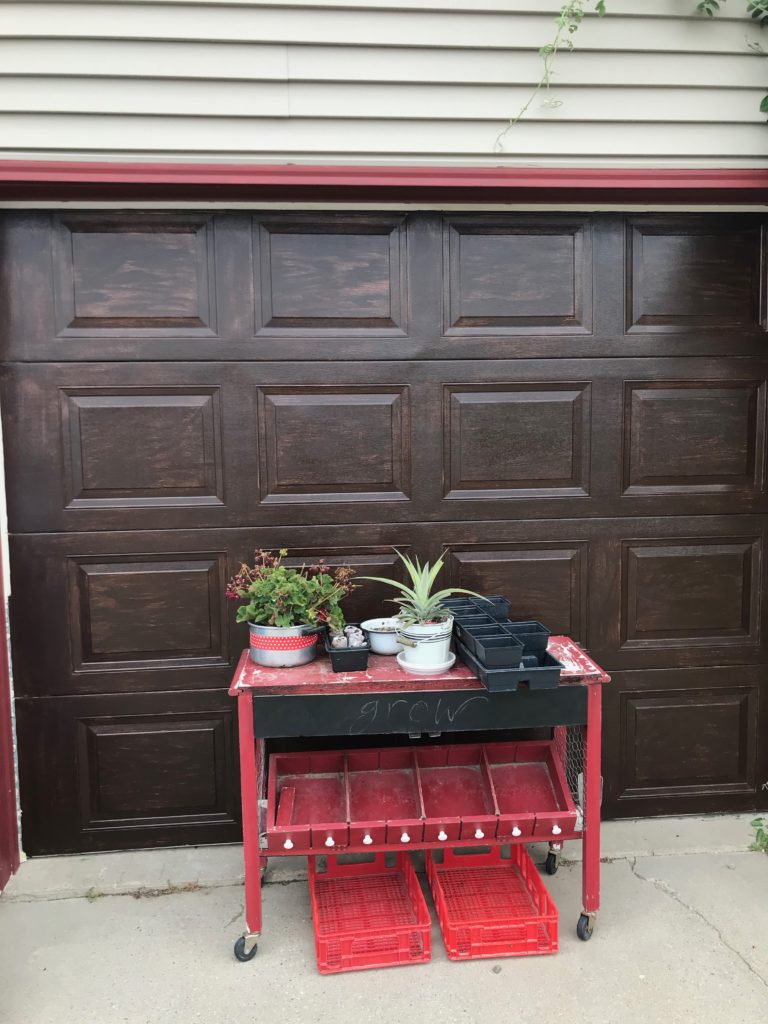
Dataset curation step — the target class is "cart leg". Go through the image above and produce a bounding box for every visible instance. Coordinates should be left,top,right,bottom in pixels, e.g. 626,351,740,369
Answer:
579,681,602,940
236,691,262,960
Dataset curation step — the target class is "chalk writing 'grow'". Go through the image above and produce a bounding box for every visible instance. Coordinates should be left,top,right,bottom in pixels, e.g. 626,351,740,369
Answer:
347,695,490,734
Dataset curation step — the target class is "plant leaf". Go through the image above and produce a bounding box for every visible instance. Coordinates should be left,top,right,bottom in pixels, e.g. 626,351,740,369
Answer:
357,574,419,603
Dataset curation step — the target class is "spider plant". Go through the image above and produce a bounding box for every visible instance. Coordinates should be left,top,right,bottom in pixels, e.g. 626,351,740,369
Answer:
360,550,480,626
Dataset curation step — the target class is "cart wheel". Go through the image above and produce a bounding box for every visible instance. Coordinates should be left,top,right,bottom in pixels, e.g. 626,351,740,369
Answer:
234,936,258,962
545,852,559,875
577,914,594,942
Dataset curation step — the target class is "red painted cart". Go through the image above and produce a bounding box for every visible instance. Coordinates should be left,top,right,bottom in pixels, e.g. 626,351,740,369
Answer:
229,636,609,961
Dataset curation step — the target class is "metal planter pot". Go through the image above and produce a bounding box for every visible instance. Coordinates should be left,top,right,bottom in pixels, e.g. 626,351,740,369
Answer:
248,622,320,668
396,618,454,668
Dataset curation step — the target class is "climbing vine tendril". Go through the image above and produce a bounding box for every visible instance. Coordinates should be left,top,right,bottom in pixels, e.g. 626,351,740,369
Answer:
494,0,767,151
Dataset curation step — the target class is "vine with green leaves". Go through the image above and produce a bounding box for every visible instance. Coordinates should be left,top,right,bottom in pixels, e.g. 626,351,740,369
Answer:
494,0,768,151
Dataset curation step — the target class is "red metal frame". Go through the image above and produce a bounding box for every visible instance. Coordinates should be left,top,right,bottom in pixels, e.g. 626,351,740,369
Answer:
0,161,766,204
0,543,19,891
234,641,608,950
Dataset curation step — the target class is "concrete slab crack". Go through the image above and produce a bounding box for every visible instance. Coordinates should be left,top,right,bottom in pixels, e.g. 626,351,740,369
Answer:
629,857,768,991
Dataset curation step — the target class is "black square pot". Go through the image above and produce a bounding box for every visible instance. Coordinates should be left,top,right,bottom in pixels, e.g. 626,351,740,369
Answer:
503,621,551,653
457,624,509,657
324,628,371,673
474,634,525,668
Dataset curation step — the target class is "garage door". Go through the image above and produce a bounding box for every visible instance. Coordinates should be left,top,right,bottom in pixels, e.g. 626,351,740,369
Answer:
1,211,766,855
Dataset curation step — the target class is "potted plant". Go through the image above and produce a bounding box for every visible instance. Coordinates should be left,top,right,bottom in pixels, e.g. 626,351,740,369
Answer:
226,549,356,668
361,550,480,673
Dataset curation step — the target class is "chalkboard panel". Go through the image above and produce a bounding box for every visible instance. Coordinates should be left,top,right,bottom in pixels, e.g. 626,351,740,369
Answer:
250,686,588,738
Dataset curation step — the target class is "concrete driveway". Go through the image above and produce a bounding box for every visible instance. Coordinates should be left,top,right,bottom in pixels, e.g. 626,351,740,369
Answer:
1,815,765,1024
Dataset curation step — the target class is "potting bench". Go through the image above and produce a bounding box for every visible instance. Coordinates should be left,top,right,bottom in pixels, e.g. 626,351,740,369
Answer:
229,637,610,961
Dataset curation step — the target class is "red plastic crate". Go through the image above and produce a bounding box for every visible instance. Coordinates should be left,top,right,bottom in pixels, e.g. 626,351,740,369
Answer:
308,854,431,974
426,845,558,961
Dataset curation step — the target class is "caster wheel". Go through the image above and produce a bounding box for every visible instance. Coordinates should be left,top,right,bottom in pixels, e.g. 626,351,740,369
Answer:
577,914,594,942
234,936,258,962
545,852,559,875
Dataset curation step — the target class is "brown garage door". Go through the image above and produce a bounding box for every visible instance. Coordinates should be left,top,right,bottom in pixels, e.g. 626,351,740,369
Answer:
1,211,766,855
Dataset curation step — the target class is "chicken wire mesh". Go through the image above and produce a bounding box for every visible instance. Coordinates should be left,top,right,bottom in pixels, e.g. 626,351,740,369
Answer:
553,725,585,831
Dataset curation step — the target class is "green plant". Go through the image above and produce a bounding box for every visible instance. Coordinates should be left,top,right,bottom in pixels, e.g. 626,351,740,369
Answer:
496,0,768,149
750,815,768,852
360,550,480,626
495,0,606,150
226,549,356,632
698,0,768,23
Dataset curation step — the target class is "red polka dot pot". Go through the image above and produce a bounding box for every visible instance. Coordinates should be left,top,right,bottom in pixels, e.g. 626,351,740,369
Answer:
248,622,321,668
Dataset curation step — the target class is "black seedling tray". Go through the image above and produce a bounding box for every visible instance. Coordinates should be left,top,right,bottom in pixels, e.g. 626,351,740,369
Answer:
451,613,495,628
469,595,511,621
456,640,563,693
441,599,478,614
474,634,525,668
503,621,551,653
324,628,370,673
455,623,508,656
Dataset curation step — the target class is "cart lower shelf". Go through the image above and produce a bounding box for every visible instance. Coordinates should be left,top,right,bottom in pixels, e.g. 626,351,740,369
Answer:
267,739,578,854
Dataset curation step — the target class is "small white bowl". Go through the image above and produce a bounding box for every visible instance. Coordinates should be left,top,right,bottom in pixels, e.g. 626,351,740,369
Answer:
360,617,404,655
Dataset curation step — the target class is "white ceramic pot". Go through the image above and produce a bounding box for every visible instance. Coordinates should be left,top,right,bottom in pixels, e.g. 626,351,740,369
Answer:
396,617,454,668
360,617,404,655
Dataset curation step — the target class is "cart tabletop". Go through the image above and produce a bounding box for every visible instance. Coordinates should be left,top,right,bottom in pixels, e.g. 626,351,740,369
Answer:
228,636,610,697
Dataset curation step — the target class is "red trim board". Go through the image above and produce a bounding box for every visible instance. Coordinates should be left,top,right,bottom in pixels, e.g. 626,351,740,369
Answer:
0,161,766,203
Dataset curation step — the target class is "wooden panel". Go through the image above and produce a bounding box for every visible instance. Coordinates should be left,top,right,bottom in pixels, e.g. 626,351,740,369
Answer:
443,217,591,335
15,691,239,855
10,532,235,698
626,217,765,332
443,382,590,498
52,213,218,337
61,387,224,508
623,380,766,496
445,543,588,643
254,215,406,334
0,362,256,533
602,666,763,817
256,385,411,503
78,714,230,825
621,537,760,651
68,554,228,671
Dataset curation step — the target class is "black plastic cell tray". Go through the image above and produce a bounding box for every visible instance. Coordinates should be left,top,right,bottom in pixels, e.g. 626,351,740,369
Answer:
503,621,551,653
456,640,563,693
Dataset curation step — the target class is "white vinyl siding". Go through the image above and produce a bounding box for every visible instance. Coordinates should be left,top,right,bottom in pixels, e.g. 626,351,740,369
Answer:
0,1,765,166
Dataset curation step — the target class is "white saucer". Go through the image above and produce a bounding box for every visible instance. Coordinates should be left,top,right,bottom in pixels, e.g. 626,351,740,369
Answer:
396,651,456,676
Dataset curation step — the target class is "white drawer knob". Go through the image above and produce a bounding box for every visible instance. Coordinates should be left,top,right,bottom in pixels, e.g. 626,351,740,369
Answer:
474,828,485,840
362,834,373,846
325,836,335,848
400,832,411,844
437,830,448,842
283,838,294,850
511,826,522,837
552,825,562,836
